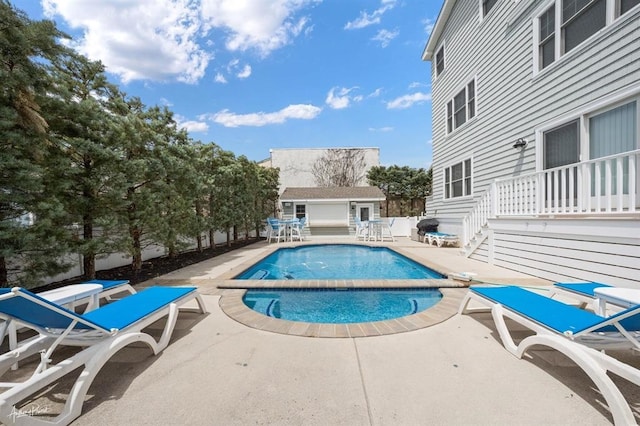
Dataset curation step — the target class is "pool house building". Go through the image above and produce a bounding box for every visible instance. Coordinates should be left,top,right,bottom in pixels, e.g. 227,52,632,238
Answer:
422,0,640,287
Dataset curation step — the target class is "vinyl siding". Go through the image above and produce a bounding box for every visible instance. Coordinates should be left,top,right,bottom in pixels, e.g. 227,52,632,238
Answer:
428,0,640,222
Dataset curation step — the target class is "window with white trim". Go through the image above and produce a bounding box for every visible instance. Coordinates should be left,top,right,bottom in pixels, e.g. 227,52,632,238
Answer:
446,78,476,133
444,158,472,199
482,0,498,17
540,98,639,196
435,45,445,77
535,0,640,71
295,204,306,219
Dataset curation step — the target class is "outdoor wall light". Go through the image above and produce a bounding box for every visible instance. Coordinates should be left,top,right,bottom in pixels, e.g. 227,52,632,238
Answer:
512,138,527,149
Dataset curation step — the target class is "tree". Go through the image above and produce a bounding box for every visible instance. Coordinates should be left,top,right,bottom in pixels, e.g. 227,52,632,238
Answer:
0,1,74,286
42,53,126,279
367,165,432,216
311,148,367,187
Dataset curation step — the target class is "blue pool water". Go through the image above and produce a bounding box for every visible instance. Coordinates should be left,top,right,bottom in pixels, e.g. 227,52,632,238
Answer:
235,244,445,280
243,288,443,323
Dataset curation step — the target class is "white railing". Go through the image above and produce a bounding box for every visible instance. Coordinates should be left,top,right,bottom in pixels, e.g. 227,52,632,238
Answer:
462,185,494,246
462,149,639,246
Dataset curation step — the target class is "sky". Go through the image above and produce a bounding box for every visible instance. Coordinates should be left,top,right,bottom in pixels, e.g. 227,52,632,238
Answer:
17,0,442,169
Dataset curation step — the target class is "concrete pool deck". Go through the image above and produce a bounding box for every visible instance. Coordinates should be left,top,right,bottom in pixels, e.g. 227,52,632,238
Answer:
17,237,640,424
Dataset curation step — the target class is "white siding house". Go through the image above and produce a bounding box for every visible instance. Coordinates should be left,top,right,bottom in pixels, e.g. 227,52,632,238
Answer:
423,0,640,287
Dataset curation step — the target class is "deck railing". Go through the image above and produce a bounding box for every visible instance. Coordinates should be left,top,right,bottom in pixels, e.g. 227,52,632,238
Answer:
462,149,639,246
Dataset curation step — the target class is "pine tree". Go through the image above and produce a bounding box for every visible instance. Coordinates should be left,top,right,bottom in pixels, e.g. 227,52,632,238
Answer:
42,53,126,279
0,2,74,286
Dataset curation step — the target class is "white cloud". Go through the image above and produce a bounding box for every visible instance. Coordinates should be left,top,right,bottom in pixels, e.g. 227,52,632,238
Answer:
423,17,436,35
175,115,209,133
42,0,317,84
368,88,382,98
344,0,397,30
201,0,318,56
387,92,432,109
369,126,394,132
214,72,227,84
409,82,428,89
43,0,210,84
206,104,322,127
237,64,252,79
325,87,363,110
372,29,398,48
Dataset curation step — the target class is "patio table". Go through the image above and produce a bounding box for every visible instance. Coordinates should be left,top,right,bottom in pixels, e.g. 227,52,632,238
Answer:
594,287,640,316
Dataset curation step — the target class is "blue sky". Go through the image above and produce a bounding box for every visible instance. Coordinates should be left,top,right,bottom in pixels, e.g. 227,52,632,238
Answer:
18,0,441,168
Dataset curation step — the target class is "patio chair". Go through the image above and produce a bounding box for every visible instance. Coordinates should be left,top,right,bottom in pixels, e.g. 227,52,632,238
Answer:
547,281,613,311
290,217,306,241
354,217,368,241
459,285,640,425
424,232,458,247
0,285,207,426
266,218,286,243
82,279,136,302
380,218,395,242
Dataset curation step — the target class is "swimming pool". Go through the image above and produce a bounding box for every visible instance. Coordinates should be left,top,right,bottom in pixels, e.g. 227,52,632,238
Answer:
243,288,443,323
235,244,445,280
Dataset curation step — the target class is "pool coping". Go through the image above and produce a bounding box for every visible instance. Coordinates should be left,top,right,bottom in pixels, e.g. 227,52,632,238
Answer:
212,242,469,337
214,241,460,281
218,287,467,338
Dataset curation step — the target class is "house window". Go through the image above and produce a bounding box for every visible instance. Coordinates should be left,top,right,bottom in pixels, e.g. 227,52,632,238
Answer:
562,0,606,54
589,101,637,194
620,0,640,14
540,98,639,198
446,77,476,134
482,0,497,17
539,6,556,69
435,45,445,76
543,120,580,170
444,158,472,199
535,0,637,72
295,204,306,219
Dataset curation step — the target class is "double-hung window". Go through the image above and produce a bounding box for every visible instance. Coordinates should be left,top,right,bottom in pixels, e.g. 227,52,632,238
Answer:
295,204,306,219
435,45,445,77
482,0,498,17
535,0,639,72
444,159,472,199
562,0,606,54
538,6,556,69
446,78,476,133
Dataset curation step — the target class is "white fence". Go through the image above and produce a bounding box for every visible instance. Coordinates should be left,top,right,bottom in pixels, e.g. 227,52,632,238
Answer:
41,229,252,285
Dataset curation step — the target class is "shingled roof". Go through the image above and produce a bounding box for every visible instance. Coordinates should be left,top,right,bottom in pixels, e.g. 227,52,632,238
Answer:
280,186,385,201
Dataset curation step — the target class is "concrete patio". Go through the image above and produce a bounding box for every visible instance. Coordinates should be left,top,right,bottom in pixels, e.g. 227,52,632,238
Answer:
15,238,640,424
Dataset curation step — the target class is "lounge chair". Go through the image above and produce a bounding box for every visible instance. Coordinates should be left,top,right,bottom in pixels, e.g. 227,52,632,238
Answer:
459,285,640,425
0,285,207,426
82,279,136,302
424,232,458,247
547,281,613,311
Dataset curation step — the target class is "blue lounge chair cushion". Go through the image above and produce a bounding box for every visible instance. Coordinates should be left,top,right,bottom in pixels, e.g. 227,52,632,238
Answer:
427,232,457,238
0,288,105,331
0,286,196,333
554,282,612,297
470,286,640,335
83,286,196,330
